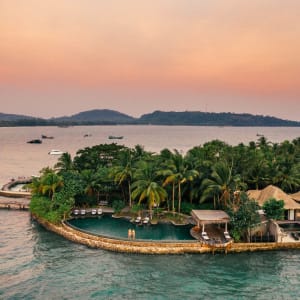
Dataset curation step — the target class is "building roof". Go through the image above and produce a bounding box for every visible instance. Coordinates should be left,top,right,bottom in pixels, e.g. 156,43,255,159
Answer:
191,210,230,224
247,185,300,210
290,191,300,202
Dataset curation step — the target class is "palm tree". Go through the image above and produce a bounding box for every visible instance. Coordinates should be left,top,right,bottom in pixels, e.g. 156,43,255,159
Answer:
131,161,167,218
111,149,135,207
200,161,235,208
41,171,64,201
55,152,74,173
162,150,199,213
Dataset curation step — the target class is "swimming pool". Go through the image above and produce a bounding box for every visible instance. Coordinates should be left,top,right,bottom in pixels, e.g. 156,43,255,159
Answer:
279,222,300,231
68,214,195,241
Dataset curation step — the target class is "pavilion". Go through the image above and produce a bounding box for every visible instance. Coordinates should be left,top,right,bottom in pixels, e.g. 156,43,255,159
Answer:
191,210,230,233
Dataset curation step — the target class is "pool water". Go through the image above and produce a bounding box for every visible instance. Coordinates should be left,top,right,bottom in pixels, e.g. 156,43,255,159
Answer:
279,222,300,231
68,214,195,240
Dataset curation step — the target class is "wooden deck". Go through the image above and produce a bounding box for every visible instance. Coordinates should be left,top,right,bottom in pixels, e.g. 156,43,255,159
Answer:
190,224,233,253
0,197,30,210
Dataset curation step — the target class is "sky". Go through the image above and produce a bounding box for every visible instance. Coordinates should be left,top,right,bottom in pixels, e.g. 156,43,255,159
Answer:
1,0,300,121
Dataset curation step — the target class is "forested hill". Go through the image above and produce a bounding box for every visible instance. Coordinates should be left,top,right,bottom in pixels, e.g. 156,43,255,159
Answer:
138,111,300,126
53,109,136,124
0,109,300,126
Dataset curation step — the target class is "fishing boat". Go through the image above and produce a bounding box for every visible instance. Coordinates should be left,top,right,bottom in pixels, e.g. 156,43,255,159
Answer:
108,135,123,140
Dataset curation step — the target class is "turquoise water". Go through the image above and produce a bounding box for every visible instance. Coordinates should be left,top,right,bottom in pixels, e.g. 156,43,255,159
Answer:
68,215,195,240
279,223,300,231
1,210,300,299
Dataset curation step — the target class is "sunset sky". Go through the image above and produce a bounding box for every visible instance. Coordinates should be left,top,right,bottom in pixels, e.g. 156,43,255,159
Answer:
1,0,300,120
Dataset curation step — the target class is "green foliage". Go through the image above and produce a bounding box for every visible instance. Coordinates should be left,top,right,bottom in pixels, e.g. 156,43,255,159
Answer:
227,193,260,242
130,204,142,214
31,137,300,225
180,202,194,214
262,198,285,220
112,199,125,213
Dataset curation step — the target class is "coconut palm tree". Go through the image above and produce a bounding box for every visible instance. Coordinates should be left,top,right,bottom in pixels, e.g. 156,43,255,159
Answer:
55,152,74,173
131,161,167,218
111,149,135,207
162,150,199,213
40,170,64,201
200,161,235,208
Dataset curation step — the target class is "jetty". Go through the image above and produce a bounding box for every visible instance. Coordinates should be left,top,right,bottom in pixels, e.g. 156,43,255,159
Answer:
0,197,30,210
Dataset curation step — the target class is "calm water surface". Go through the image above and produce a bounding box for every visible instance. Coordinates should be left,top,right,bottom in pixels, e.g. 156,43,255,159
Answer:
68,215,194,240
1,126,300,299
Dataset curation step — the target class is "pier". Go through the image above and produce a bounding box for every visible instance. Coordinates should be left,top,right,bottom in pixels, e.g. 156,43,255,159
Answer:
0,197,30,210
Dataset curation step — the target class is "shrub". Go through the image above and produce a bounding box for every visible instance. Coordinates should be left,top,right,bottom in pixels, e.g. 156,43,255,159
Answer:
262,198,284,220
112,199,125,213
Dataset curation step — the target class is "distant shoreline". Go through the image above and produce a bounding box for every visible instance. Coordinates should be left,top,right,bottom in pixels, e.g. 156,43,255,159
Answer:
1,109,300,127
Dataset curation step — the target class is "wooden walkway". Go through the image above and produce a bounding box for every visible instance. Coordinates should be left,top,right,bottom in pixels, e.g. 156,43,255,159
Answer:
0,197,30,210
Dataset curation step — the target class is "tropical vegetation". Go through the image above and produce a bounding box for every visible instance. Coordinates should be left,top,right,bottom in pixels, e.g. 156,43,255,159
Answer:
29,137,300,240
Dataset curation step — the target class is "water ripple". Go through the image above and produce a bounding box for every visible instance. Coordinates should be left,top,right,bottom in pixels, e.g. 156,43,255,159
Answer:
1,210,300,299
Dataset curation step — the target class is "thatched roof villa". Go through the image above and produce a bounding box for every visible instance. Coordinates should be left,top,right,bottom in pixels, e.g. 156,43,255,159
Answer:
247,185,300,221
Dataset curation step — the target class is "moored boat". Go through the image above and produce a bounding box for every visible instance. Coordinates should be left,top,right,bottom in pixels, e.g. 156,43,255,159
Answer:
48,149,65,155
108,135,123,140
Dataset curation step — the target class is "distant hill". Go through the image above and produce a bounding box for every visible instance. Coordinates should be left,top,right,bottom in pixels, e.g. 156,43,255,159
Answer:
53,109,136,124
0,112,49,126
0,112,36,121
138,111,300,126
0,109,299,126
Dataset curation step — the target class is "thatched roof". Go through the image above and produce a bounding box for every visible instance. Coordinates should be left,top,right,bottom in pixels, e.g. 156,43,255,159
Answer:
191,210,230,224
290,191,300,202
247,185,300,210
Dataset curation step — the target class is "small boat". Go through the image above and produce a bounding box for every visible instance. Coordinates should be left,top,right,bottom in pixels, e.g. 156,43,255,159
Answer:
27,139,42,144
41,135,54,139
108,135,123,140
48,149,65,155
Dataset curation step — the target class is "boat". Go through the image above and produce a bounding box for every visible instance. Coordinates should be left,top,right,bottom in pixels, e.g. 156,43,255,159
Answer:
48,149,65,155
108,135,123,140
41,135,54,139
27,139,42,144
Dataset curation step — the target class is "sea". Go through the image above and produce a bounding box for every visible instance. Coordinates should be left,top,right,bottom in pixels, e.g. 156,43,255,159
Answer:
1,125,300,299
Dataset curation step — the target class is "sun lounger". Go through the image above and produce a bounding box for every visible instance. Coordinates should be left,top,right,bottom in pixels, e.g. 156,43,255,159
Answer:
80,209,86,215
73,209,79,215
224,231,231,240
91,209,97,215
135,216,142,223
143,217,150,224
97,208,103,215
201,232,210,241
291,232,299,241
